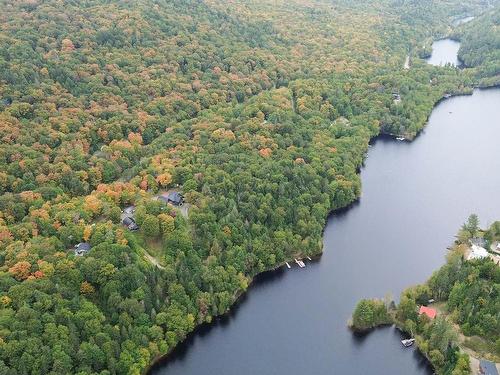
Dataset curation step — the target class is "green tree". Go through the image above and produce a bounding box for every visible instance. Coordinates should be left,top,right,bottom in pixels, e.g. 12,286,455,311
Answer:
142,215,160,237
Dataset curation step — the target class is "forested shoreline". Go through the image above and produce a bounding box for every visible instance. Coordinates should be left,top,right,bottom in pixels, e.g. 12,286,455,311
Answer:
351,218,500,375
0,0,499,373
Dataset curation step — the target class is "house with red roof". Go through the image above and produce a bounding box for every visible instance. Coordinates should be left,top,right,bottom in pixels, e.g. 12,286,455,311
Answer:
419,306,437,319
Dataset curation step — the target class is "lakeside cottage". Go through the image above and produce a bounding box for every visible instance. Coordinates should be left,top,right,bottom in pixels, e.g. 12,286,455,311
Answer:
471,237,487,248
467,244,489,261
479,359,499,375
418,306,437,319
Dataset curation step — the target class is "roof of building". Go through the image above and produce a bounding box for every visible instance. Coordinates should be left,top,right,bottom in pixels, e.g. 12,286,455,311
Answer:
122,216,135,225
76,242,91,251
479,360,499,375
419,306,437,319
468,244,489,260
123,205,135,214
471,237,487,247
167,191,183,203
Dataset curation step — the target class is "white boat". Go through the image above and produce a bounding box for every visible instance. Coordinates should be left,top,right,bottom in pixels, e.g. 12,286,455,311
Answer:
396,137,405,141
401,338,415,347
285,262,291,269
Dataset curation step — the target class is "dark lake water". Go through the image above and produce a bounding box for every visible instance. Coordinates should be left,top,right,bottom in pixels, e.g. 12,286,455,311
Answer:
151,47,500,375
426,39,461,66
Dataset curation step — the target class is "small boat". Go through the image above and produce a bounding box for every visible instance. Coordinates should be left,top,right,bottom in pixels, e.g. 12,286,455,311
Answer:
307,256,312,261
396,136,405,141
401,338,415,347
444,94,452,99
285,262,291,269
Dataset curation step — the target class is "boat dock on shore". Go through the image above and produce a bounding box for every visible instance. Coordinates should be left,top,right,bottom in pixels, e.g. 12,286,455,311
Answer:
401,338,415,347
294,259,305,268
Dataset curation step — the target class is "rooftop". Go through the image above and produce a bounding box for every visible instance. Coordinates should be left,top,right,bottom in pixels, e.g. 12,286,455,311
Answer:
74,242,91,256
167,191,183,204
123,216,136,225
75,242,91,251
419,306,437,319
467,244,489,260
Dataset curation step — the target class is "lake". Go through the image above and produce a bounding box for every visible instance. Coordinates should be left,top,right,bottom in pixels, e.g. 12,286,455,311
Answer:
426,39,461,66
150,43,500,375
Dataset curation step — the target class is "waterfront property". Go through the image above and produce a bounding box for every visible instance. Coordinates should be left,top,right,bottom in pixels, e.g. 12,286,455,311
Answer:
150,88,500,375
418,306,437,320
467,244,489,261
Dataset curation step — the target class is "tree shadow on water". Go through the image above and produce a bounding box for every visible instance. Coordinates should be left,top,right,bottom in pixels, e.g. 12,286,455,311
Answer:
148,267,288,373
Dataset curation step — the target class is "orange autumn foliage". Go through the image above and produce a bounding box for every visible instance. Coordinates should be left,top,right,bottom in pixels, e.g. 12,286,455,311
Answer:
33,270,44,279
85,195,102,214
0,228,13,242
61,38,75,52
156,173,172,187
259,148,272,158
31,208,49,220
83,226,92,241
8,261,31,280
128,132,143,144
19,191,41,202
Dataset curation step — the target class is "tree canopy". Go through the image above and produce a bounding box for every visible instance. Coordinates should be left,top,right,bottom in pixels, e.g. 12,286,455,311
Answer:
0,0,498,373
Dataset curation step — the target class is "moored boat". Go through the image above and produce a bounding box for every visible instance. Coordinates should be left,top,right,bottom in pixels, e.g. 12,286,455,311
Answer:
401,338,415,347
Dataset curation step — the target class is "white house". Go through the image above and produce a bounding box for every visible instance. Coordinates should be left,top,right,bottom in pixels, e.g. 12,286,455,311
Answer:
467,244,489,261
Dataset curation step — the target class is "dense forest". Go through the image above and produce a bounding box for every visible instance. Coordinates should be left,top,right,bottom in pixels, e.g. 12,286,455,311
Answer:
455,7,500,85
351,218,500,375
0,0,499,374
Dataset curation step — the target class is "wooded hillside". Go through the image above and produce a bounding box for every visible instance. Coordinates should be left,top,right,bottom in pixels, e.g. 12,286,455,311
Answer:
0,0,498,373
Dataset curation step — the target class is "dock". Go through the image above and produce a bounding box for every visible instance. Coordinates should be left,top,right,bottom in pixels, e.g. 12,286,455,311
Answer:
294,258,305,268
